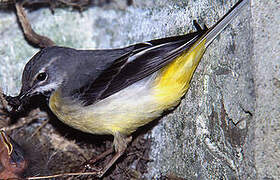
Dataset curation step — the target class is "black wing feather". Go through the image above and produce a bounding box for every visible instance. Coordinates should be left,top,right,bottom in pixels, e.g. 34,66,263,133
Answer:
79,26,206,106
78,52,131,104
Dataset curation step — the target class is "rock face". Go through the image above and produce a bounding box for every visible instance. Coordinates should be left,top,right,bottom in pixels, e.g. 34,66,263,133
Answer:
0,0,279,179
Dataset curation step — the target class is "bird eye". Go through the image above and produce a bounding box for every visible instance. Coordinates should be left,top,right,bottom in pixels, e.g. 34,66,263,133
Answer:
37,72,48,81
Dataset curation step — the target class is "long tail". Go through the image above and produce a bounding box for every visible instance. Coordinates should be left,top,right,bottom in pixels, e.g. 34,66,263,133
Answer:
199,0,250,48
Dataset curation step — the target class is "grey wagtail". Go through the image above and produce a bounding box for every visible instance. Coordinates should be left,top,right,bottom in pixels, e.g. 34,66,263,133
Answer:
12,0,249,177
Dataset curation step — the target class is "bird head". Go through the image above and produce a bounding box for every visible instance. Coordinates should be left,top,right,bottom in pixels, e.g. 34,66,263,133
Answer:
14,46,77,111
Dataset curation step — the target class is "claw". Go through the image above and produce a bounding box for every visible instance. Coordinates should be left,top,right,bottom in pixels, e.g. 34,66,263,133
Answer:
193,20,208,32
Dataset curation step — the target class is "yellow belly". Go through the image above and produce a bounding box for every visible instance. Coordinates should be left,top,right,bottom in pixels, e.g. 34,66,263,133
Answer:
49,40,206,136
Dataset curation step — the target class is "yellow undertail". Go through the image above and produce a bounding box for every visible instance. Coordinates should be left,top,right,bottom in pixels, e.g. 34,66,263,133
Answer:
153,39,206,109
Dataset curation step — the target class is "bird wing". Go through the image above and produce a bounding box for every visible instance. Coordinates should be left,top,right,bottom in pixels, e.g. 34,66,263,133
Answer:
76,27,206,106
74,0,250,106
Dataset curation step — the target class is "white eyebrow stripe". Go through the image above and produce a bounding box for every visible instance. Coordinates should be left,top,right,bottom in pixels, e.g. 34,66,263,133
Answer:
31,57,59,85
40,56,59,72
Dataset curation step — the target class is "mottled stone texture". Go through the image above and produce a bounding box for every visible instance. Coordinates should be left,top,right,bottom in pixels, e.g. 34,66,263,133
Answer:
251,1,280,179
0,0,278,179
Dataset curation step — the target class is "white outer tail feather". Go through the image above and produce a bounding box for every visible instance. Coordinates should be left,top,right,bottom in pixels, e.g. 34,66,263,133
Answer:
200,0,250,48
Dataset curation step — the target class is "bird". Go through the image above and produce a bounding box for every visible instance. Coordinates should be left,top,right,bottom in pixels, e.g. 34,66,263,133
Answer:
0,130,27,179
11,0,249,177
0,130,52,179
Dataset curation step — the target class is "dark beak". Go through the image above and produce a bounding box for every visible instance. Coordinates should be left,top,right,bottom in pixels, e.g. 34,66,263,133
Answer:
18,89,31,101
5,89,32,113
16,89,33,112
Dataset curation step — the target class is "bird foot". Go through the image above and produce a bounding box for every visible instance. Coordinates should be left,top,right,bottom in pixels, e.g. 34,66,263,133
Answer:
82,135,132,177
81,147,114,176
82,163,107,178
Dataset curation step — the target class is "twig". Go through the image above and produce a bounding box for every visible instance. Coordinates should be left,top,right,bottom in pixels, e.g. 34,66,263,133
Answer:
0,0,14,6
57,0,90,10
27,171,98,179
0,88,9,110
126,152,152,162
31,119,49,137
0,88,11,128
15,2,55,48
0,108,47,132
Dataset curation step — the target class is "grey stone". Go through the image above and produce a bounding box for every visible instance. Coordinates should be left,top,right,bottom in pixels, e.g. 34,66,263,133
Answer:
0,0,279,179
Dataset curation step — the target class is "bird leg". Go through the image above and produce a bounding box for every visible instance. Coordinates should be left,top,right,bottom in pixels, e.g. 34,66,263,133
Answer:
97,133,132,177
88,147,114,165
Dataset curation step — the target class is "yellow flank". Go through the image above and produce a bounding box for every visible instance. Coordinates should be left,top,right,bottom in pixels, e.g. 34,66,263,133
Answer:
153,39,206,108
